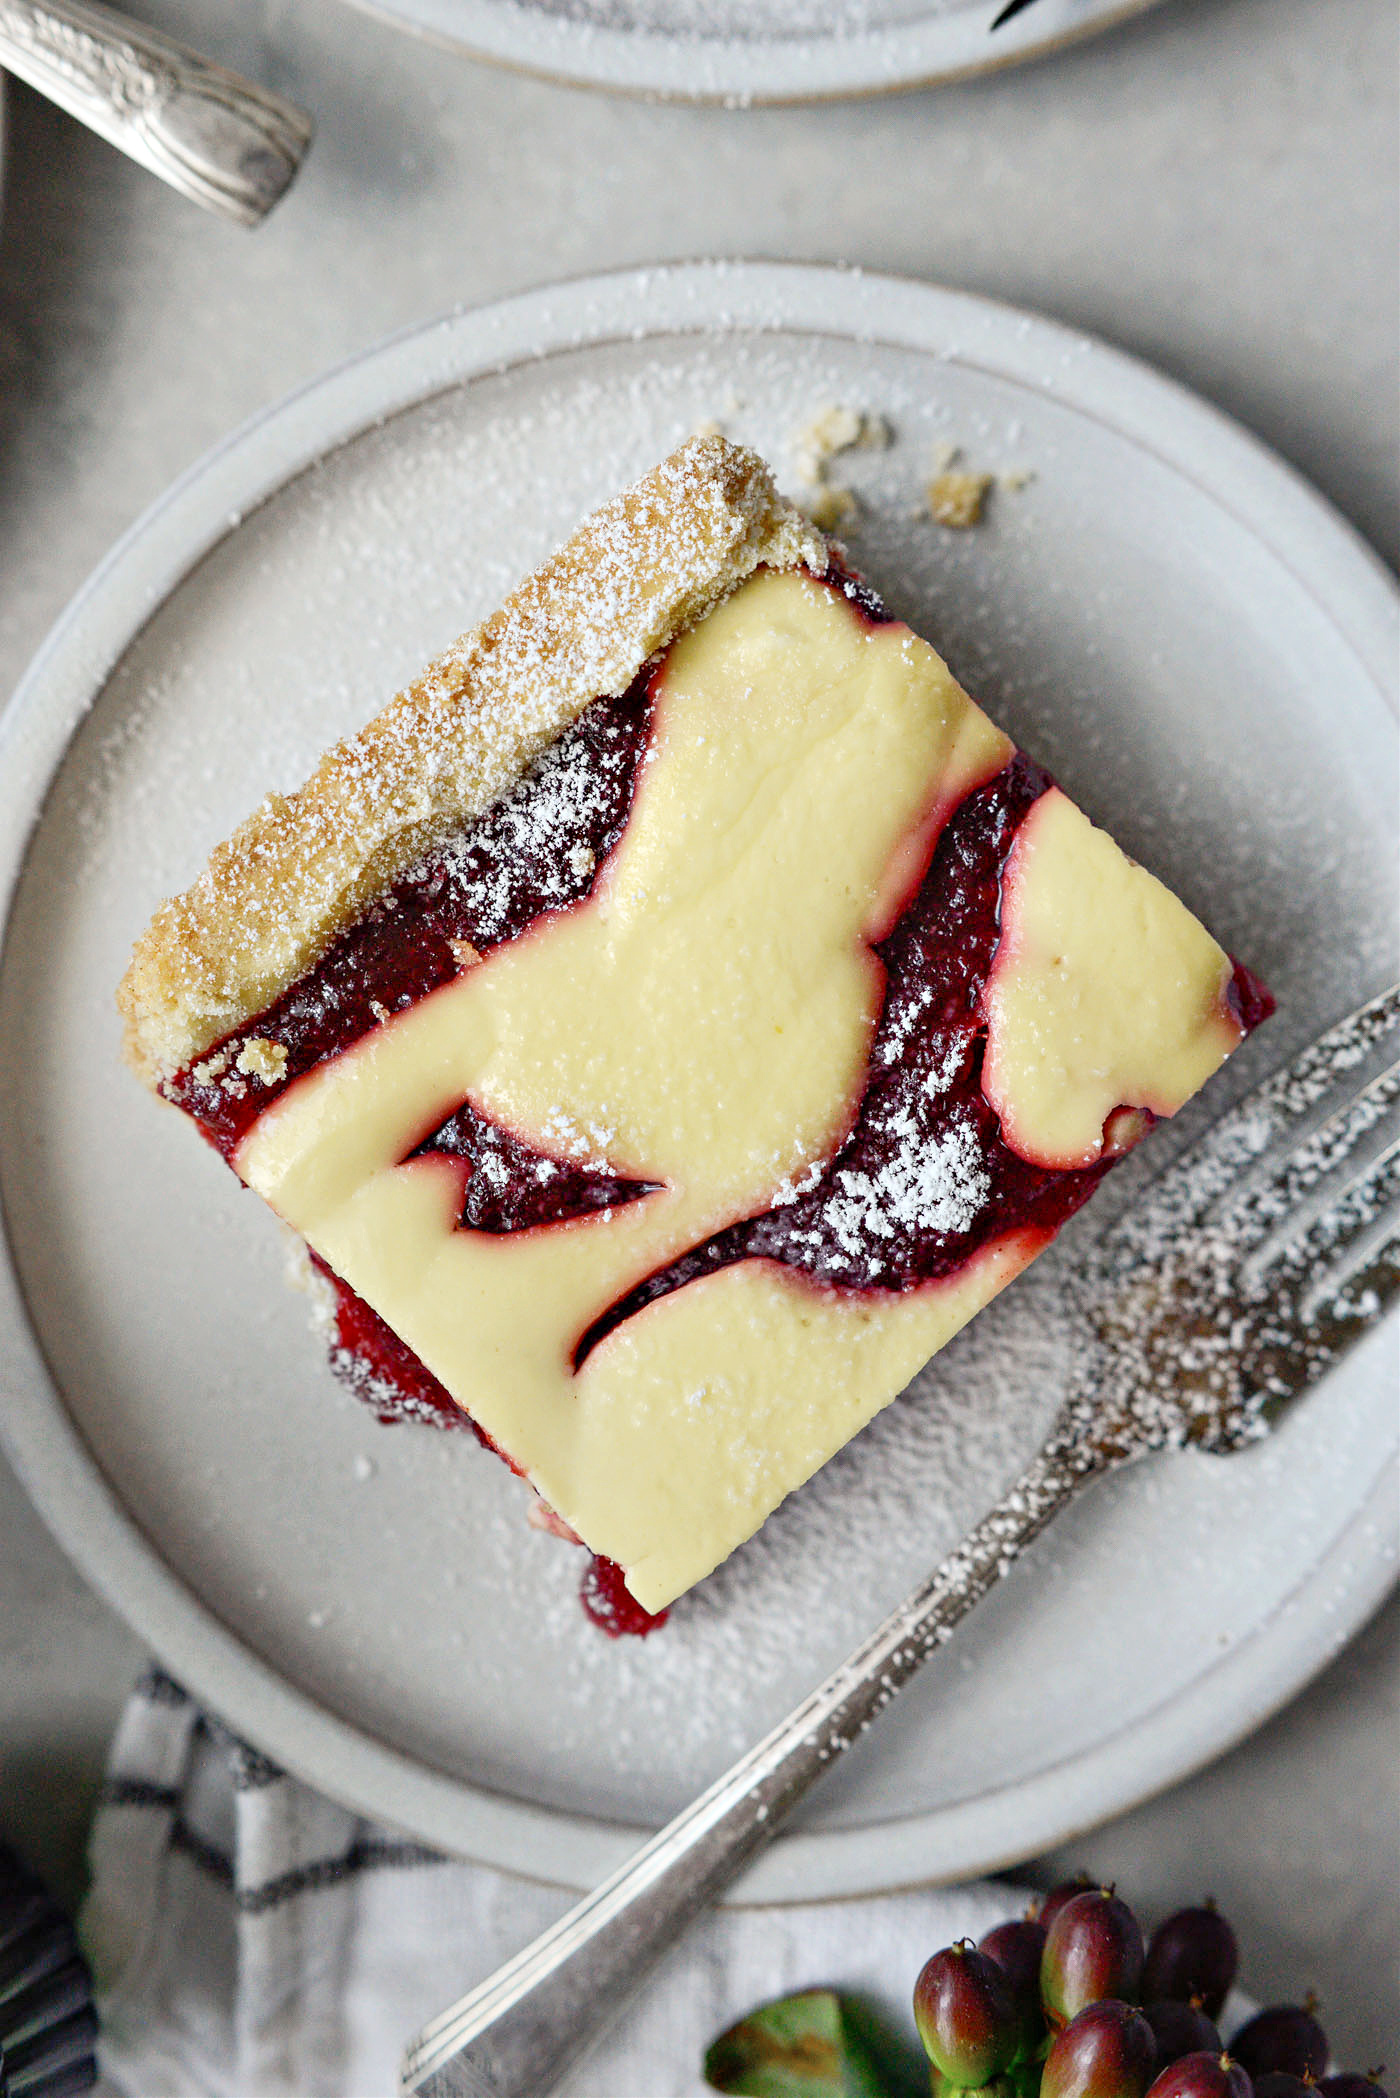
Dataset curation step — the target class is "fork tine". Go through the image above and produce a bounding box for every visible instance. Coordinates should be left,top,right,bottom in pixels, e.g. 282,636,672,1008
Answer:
1254,1203,1400,1420
1104,983,1400,1264
1252,1129,1400,1301
1301,1210,1400,1330
1221,1053,1400,1264
1205,1142,1400,1422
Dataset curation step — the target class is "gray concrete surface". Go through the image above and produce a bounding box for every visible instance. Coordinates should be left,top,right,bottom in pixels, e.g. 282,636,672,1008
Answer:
1,0,1396,2061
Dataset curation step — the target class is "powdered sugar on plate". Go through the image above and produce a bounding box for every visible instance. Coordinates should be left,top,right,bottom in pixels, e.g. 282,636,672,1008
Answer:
6,291,1394,1868
531,0,975,38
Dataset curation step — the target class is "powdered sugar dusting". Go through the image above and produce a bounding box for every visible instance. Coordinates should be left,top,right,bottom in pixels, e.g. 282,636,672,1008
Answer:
532,0,978,48
540,1107,621,1167
423,707,639,944
822,1110,989,1258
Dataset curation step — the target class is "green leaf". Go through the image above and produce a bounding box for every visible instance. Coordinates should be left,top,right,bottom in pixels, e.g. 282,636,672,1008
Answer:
930,2072,1044,2098
704,1989,896,2097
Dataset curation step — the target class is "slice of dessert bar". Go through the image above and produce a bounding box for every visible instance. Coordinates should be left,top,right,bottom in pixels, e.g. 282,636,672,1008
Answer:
118,435,1270,1621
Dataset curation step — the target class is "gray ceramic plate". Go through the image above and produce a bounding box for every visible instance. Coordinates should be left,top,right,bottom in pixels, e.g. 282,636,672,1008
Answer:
338,0,1164,104
0,264,1396,1902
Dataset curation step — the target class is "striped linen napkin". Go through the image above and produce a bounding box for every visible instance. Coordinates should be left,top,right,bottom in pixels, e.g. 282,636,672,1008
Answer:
83,1667,1030,2098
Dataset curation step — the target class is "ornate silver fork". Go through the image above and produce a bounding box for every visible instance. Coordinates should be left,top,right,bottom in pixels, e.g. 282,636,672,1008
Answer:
401,983,1400,2098
0,0,312,225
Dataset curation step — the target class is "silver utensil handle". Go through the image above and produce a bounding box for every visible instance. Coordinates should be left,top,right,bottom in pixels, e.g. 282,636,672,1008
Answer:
0,0,312,225
400,1435,1100,2098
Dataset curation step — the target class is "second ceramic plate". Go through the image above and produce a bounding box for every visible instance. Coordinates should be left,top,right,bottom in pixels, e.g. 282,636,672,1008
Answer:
0,264,1396,1901
339,0,1165,103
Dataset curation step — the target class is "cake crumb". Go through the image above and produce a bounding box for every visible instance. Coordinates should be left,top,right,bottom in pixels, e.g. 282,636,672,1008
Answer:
794,403,891,486
235,1037,289,1084
792,402,889,537
190,1047,232,1086
999,467,1036,493
805,484,861,533
927,470,993,530
450,938,483,970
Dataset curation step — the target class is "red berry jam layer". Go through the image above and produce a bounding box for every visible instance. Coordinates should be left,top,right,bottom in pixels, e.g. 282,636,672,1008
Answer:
580,1555,670,1639
410,1096,660,1234
314,1248,497,1437
166,678,655,1161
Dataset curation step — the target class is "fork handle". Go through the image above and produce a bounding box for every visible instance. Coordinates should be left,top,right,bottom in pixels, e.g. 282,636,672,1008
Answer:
0,0,312,225
400,1434,1102,2098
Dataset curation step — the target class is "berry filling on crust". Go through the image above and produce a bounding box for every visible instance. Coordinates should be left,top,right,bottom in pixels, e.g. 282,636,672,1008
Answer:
123,439,1271,1632
164,564,1269,1635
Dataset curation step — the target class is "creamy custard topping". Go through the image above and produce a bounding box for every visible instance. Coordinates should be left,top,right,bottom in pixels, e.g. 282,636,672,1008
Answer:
236,569,1015,1609
981,788,1243,1171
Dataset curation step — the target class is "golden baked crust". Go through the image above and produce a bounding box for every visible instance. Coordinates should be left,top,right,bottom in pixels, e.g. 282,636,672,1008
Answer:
118,437,827,1085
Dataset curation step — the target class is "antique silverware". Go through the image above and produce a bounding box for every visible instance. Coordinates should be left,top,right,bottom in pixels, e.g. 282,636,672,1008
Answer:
0,0,312,225
401,983,1400,2098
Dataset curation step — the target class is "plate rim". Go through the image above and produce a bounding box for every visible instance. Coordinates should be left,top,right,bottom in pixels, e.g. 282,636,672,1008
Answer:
328,0,1165,106
0,260,1396,1902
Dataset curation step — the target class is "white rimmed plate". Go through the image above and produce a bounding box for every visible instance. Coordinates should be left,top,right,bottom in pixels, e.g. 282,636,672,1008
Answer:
0,263,1396,1903
337,0,1165,105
